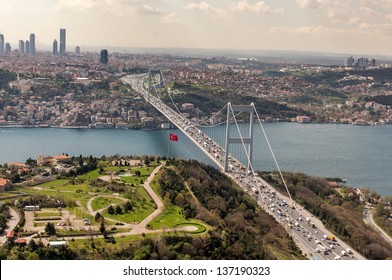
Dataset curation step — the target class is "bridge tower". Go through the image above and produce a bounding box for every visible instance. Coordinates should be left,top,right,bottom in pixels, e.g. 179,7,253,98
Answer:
147,69,164,102
224,102,254,172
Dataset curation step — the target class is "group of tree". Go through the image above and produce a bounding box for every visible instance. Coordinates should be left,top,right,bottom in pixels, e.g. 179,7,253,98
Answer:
261,171,392,259
0,204,11,235
0,239,78,260
373,197,392,238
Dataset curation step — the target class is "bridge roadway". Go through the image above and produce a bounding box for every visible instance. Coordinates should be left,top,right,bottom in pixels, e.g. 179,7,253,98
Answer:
122,74,366,260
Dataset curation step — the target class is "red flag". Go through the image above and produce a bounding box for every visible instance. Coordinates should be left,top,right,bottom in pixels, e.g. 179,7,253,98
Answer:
169,133,178,142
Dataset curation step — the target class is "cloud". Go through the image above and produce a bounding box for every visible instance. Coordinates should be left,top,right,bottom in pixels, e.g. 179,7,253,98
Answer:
360,7,380,18
270,26,345,36
185,2,230,18
270,22,392,38
230,0,284,14
296,0,323,9
162,12,180,24
55,0,162,16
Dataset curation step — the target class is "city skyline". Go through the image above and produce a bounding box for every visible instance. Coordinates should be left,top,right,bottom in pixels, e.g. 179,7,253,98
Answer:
1,1,392,56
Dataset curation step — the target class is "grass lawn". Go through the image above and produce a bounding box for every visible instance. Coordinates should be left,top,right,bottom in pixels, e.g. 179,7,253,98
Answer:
148,205,205,231
39,179,70,189
48,183,93,193
78,169,102,180
19,187,89,203
79,195,96,210
103,196,155,223
35,211,61,218
91,196,126,212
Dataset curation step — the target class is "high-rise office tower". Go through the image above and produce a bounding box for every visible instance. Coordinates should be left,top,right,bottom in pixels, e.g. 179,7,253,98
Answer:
75,46,80,55
53,39,58,55
0,34,4,53
19,40,25,53
5,43,11,53
25,40,30,53
100,49,108,64
59,28,66,54
29,33,36,54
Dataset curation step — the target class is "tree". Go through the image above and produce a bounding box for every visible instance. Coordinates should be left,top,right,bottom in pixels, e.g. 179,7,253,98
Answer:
44,222,56,235
25,157,36,166
115,205,122,215
144,158,150,166
134,170,141,177
95,212,101,221
124,201,132,212
28,239,37,252
107,205,114,215
99,222,106,235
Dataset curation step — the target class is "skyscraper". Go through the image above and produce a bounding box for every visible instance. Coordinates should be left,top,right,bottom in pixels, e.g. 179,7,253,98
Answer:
75,46,80,55
25,40,30,53
29,33,36,54
100,49,108,64
53,39,58,55
59,28,66,54
5,43,11,53
0,34,4,53
19,40,25,53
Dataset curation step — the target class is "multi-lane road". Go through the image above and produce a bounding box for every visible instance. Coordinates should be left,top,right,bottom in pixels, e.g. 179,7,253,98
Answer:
121,74,366,260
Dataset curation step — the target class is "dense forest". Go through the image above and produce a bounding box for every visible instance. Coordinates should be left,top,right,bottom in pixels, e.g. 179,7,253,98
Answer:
261,171,392,259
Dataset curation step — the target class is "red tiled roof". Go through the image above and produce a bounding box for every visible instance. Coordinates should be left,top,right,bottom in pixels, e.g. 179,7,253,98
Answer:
0,178,10,187
53,155,70,160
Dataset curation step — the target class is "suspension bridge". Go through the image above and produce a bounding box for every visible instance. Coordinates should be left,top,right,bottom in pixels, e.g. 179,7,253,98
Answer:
121,70,365,260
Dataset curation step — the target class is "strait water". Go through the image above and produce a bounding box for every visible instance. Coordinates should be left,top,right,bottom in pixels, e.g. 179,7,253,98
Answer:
0,123,391,195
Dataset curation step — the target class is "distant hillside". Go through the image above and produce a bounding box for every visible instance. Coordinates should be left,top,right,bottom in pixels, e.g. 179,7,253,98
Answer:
168,82,309,119
364,95,392,106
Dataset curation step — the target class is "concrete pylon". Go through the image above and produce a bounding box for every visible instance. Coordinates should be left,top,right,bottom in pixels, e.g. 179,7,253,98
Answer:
224,102,254,172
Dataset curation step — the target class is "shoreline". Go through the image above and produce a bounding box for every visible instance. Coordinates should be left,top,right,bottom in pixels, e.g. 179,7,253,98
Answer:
1,121,391,130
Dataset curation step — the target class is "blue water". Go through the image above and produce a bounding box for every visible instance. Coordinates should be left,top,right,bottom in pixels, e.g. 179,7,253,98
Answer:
0,123,391,195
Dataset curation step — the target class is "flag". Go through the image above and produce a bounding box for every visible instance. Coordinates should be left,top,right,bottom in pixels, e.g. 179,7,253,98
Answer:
169,133,178,142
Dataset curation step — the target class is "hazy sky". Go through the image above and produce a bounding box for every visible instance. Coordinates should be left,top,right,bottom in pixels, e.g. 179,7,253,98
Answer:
1,0,392,55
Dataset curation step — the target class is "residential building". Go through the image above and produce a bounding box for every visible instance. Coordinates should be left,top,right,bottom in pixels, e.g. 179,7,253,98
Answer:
59,28,66,54
25,40,30,53
37,155,54,165
344,56,354,67
100,49,108,64
53,39,58,55
0,34,4,53
297,116,311,123
29,33,36,54
182,103,195,110
0,178,10,192
5,43,11,53
19,40,25,53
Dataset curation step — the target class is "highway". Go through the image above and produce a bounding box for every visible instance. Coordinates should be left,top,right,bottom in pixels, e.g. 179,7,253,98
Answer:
121,74,366,260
